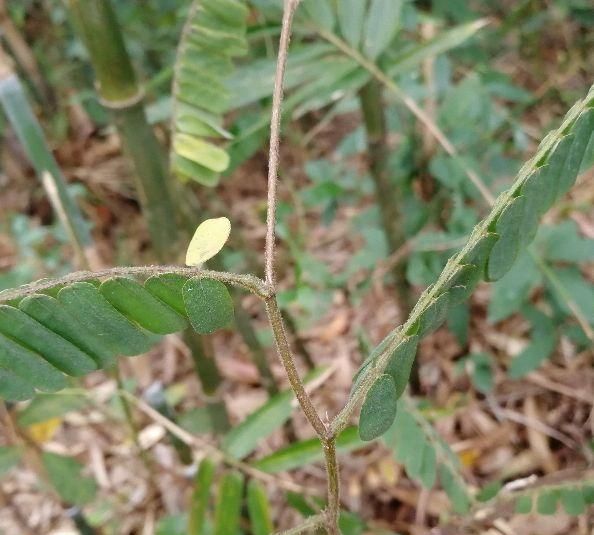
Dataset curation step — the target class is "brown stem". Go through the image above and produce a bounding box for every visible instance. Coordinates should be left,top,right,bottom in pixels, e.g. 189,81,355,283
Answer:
264,296,326,438
323,438,340,534
261,3,342,532
264,0,300,287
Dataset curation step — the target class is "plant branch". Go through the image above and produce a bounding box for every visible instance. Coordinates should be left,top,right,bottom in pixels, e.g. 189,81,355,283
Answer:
264,297,326,438
262,5,342,531
0,266,270,303
264,0,300,287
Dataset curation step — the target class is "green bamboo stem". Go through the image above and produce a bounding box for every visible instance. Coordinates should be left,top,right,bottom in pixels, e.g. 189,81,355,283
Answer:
358,78,414,315
66,0,178,260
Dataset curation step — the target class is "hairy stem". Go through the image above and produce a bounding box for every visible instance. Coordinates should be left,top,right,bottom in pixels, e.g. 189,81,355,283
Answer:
262,2,342,532
0,266,270,303
264,296,326,438
323,438,340,534
264,0,300,286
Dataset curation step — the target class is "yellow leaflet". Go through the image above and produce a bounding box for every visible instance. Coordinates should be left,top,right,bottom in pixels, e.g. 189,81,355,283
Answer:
28,417,62,443
185,217,231,266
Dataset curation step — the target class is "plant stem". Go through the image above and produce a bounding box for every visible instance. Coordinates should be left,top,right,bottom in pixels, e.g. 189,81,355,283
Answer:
322,438,340,534
110,102,179,259
358,78,413,314
257,9,342,517
264,0,301,287
0,266,270,303
264,296,326,438
66,0,179,260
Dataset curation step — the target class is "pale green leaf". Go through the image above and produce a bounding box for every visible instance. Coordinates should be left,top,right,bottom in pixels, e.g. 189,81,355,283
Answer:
185,217,231,266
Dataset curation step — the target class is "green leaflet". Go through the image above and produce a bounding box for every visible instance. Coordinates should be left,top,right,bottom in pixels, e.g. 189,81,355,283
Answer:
383,399,468,508
182,278,234,335
487,196,527,281
58,282,155,357
0,332,66,395
213,471,244,535
19,294,115,369
560,487,586,516
42,452,97,506
508,307,555,378
18,393,88,427
0,273,241,401
171,0,248,186
223,368,326,459
363,0,404,59
252,427,365,473
557,109,594,197
384,335,419,398
536,490,559,515
247,480,274,535
448,264,482,306
188,458,216,535
144,273,188,316
100,277,187,334
514,495,533,514
513,483,594,517
440,465,471,513
359,374,398,441
0,370,34,401
350,84,593,447
416,291,451,337
301,0,335,32
0,305,96,376
337,0,367,49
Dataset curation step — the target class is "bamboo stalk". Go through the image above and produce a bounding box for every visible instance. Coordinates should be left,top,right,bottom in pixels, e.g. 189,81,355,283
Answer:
359,78,414,315
66,0,178,260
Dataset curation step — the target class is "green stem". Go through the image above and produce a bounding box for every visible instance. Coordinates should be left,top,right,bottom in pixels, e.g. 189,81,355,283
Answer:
66,0,178,260
359,78,413,315
110,102,179,259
